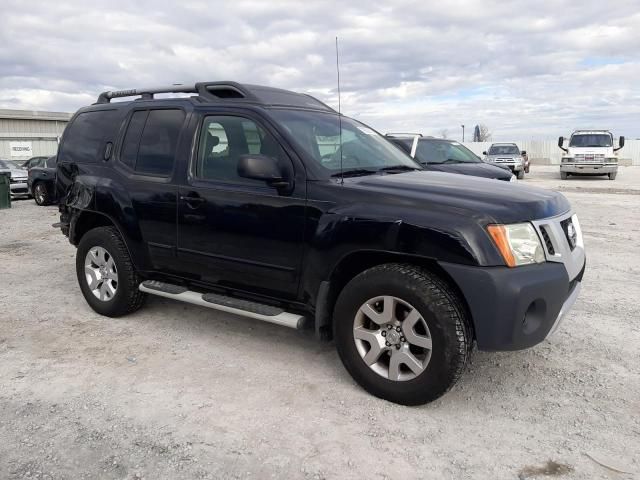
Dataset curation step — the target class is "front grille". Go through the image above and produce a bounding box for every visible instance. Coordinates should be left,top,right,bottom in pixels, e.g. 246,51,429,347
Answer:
540,226,555,255
574,153,604,163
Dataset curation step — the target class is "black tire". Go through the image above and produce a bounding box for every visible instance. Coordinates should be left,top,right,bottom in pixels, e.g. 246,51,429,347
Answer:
560,172,568,180
517,170,524,180
608,172,617,180
334,263,471,405
33,182,50,206
76,226,146,317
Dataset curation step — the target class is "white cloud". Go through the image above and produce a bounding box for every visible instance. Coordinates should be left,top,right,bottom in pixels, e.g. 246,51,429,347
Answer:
0,0,638,139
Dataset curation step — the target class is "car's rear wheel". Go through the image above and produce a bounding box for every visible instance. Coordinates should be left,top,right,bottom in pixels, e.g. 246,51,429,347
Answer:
334,263,471,405
33,182,49,206
76,226,146,317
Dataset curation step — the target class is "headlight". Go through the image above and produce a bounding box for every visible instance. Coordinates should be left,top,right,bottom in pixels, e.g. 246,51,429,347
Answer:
509,174,517,182
487,223,545,267
562,157,573,163
605,157,617,163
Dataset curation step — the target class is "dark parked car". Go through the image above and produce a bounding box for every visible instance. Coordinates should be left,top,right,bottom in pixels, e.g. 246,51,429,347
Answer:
0,159,29,197
386,135,515,181
56,81,585,405
28,155,57,205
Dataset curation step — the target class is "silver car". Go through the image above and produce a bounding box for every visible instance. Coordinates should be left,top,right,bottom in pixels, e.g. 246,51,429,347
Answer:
483,143,526,179
0,159,29,197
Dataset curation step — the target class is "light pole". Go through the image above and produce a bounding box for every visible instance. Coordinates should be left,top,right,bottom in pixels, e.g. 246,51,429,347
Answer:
461,124,465,142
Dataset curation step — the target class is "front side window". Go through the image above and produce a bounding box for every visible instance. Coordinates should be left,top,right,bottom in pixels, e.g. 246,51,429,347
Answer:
415,140,480,164
569,134,612,148
195,116,287,183
488,145,520,155
269,109,419,175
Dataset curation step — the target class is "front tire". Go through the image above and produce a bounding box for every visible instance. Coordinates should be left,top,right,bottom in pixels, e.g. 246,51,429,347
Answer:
334,264,471,405
76,226,146,317
33,182,50,206
560,172,568,180
517,170,524,180
608,172,617,180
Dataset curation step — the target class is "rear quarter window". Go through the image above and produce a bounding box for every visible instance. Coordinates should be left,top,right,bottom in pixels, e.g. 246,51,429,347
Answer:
59,110,120,164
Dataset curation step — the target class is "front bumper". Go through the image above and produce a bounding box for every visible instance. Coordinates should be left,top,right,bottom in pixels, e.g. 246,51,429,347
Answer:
490,162,523,172
10,181,29,196
441,260,585,351
560,163,617,174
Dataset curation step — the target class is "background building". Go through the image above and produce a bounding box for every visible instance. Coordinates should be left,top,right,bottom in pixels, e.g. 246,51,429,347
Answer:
0,109,71,160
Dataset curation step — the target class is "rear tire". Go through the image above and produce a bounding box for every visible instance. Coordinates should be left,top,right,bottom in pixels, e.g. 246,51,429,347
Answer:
608,172,617,180
33,182,50,206
560,172,568,180
76,226,146,317
334,263,471,405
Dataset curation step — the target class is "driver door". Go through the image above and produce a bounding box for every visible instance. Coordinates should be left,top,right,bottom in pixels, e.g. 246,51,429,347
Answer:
176,113,306,300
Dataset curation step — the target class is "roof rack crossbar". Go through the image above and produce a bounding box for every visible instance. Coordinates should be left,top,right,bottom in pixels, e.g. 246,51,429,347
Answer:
97,84,198,104
385,132,423,138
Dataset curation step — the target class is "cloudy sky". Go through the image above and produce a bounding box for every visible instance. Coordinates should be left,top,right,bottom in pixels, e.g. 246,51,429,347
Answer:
1,0,638,140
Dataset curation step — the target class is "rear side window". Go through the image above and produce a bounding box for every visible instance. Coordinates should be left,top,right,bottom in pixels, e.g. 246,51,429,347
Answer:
59,110,119,163
119,109,185,176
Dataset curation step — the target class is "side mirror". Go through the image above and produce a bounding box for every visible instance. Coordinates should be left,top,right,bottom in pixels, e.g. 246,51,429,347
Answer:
617,136,625,150
482,151,487,156
237,154,290,189
558,136,567,152
521,150,527,155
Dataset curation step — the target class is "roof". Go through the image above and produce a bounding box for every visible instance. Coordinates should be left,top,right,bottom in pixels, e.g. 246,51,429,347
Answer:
95,81,336,113
571,130,612,135
0,109,72,121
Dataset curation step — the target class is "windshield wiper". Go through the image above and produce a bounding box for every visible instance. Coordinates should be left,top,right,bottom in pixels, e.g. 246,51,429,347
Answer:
330,168,378,178
377,165,420,173
442,159,464,164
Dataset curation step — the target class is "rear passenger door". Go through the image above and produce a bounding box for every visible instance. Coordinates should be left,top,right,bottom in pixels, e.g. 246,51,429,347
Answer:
115,108,188,272
176,113,306,299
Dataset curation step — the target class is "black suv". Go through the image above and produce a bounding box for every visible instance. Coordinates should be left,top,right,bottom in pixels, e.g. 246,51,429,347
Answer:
56,82,586,405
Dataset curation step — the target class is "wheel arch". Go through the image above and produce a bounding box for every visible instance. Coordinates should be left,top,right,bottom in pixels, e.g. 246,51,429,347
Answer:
314,250,475,342
70,210,150,272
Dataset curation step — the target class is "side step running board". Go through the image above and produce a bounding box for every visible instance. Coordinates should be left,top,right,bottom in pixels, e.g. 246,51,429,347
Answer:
139,280,307,330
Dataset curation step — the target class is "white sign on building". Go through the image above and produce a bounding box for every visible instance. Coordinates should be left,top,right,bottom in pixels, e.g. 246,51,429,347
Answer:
9,141,34,157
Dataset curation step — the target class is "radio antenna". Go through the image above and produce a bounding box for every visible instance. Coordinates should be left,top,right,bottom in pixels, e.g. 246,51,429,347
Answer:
336,36,344,184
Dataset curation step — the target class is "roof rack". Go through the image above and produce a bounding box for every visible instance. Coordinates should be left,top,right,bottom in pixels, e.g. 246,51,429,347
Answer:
96,81,259,104
385,132,423,138
94,81,335,113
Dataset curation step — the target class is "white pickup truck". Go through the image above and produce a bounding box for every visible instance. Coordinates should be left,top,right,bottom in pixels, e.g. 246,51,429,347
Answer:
558,130,624,180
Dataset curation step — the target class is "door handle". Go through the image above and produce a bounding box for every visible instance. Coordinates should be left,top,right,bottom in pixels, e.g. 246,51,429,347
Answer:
180,194,206,207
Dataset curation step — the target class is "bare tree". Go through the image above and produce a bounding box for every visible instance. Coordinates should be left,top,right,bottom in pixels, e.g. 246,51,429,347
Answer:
477,124,492,142
439,128,449,139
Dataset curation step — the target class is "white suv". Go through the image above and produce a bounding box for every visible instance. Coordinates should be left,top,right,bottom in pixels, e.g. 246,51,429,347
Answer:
558,130,624,180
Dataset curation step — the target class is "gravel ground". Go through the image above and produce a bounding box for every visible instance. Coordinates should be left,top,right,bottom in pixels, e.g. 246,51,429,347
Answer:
0,166,639,480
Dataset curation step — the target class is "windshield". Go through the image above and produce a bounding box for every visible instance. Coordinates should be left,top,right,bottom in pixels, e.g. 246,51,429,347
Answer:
414,140,481,164
569,134,612,148
488,145,520,155
269,109,421,175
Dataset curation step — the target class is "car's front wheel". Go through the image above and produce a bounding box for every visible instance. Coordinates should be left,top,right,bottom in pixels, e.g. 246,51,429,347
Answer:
517,170,524,180
33,182,50,206
561,172,568,180
334,264,471,405
76,226,146,317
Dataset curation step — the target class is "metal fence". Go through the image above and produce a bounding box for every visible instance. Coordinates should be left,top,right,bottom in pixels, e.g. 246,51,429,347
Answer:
462,140,640,166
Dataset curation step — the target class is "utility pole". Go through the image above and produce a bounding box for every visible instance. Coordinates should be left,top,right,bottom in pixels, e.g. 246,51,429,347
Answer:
461,125,465,142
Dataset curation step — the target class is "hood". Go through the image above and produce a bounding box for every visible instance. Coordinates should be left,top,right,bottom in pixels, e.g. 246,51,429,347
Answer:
345,171,569,224
426,162,513,180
